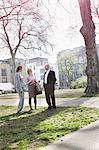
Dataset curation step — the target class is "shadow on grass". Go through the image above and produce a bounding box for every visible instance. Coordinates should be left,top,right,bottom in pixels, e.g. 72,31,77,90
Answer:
80,92,99,98
0,106,97,150
0,107,76,150
80,94,97,98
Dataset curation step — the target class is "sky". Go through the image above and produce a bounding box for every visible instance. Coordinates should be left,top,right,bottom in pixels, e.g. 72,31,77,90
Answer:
45,0,84,62
51,0,84,49
0,0,99,63
48,0,99,63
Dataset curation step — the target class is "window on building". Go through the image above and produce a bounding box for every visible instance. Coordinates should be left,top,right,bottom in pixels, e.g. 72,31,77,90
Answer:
2,68,7,76
34,66,35,70
1,68,7,83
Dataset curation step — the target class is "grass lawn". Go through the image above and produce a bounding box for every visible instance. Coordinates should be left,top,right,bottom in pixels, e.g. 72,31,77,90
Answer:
31,88,99,98
54,88,86,98
1,88,99,100
38,88,99,98
0,88,86,100
0,106,99,150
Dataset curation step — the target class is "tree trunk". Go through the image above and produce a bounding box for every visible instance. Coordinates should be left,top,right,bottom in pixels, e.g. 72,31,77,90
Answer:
78,0,98,94
67,71,71,88
12,54,16,85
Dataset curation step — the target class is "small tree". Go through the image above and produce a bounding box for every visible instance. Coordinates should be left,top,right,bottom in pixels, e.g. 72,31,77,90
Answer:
0,0,51,84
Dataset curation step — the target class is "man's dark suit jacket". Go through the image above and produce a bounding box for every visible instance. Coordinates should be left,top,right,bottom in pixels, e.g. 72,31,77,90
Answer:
43,70,56,94
46,70,56,84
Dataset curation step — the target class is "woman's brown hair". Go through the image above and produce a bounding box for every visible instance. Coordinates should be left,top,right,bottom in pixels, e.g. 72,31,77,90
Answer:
16,66,22,72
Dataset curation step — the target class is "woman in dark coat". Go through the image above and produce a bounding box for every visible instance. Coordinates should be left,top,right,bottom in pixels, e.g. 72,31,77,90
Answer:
27,68,37,110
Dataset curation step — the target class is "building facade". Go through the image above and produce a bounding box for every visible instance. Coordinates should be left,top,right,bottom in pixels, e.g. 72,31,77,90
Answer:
26,57,60,88
57,47,86,88
0,60,10,83
26,57,48,85
0,57,59,89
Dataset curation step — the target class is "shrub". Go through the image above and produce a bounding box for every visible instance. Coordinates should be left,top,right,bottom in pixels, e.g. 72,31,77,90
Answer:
71,76,87,89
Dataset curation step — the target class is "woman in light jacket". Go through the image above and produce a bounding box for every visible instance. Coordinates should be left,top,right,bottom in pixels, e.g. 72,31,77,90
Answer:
27,68,37,110
15,66,24,113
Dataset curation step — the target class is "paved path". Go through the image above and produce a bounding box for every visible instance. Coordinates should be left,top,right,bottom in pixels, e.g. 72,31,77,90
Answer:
0,94,99,108
40,120,99,150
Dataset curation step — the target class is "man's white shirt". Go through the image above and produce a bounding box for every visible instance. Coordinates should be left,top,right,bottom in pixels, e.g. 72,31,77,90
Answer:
44,69,50,84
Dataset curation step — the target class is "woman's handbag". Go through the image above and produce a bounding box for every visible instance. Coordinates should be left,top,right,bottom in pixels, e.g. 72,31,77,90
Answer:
35,82,42,95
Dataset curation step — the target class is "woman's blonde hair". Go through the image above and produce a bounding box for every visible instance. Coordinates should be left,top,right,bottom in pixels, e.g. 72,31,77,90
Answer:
27,68,32,74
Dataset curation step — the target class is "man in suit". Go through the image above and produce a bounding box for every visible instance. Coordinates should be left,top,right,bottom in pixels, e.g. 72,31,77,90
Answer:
43,64,56,110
